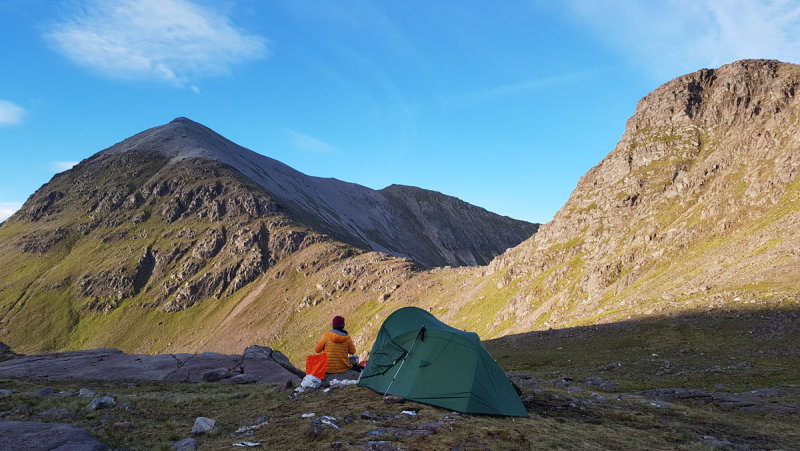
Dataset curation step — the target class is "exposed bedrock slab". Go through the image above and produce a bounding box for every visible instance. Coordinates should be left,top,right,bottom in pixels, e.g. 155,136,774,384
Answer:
0,346,302,384
0,421,108,450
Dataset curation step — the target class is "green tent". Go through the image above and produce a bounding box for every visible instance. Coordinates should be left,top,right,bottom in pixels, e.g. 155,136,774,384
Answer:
358,307,528,417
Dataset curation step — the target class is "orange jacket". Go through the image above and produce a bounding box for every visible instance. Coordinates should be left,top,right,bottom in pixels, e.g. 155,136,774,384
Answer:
314,330,356,374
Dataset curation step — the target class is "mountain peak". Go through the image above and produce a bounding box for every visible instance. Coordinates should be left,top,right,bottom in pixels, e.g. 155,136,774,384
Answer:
169,116,199,125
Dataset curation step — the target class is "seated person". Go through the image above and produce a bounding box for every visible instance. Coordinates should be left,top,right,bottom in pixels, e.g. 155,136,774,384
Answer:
314,315,361,380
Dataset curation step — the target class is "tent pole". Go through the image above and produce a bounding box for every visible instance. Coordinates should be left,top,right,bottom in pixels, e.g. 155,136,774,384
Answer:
383,326,425,398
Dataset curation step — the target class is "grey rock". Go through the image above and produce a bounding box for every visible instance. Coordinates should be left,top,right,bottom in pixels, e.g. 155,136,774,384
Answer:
201,367,231,382
53,390,76,397
748,387,787,397
366,428,400,437
0,341,15,357
11,403,32,414
87,396,116,410
395,429,434,438
38,408,74,420
361,411,380,420
172,437,198,450
0,420,108,450
0,347,302,385
418,421,446,431
364,441,399,451
598,381,618,392
191,417,217,436
29,387,55,396
231,373,257,384
567,386,585,393
591,393,606,403
0,389,12,396
78,388,95,397
166,353,240,383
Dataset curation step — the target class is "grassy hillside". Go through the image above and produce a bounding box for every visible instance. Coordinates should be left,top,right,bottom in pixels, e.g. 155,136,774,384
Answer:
1,307,798,450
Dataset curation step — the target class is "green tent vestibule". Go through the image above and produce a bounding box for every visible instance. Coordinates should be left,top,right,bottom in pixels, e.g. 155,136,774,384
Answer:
358,307,529,417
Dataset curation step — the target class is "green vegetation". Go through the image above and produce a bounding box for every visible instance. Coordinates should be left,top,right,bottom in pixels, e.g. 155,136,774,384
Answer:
1,307,798,450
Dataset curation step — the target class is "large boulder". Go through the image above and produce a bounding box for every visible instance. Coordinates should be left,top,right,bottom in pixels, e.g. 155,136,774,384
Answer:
0,421,108,450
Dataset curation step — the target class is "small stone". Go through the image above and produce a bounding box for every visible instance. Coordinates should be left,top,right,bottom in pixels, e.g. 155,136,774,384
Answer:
78,388,95,397
0,389,12,396
366,428,398,437
364,441,399,451
231,374,257,384
361,411,380,420
418,421,445,431
30,387,55,397
172,437,198,450
87,396,116,410
567,386,585,393
276,380,294,392
191,417,217,436
383,395,405,404
591,393,606,403
113,421,134,430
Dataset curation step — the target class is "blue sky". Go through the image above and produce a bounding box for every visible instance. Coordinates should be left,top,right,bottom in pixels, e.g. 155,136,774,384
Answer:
2,1,800,224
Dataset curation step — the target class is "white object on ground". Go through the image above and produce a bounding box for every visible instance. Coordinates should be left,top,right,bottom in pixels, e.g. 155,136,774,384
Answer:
232,442,261,447
329,379,358,388
319,416,339,429
300,374,322,389
401,410,417,416
233,421,268,435
301,413,315,418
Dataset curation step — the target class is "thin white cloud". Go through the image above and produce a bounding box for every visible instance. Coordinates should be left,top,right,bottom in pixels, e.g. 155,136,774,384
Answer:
565,0,800,80
461,70,600,101
286,129,336,152
0,100,25,125
45,0,268,86
51,161,79,172
0,202,23,222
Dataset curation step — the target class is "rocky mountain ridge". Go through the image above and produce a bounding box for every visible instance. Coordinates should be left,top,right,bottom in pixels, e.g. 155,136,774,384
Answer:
94,117,538,267
478,59,800,332
0,59,798,365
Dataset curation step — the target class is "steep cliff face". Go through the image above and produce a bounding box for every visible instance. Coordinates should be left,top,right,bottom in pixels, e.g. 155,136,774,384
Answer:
380,184,539,266
481,60,800,332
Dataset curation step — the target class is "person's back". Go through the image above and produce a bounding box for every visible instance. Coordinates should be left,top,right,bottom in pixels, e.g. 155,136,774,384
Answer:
314,315,356,374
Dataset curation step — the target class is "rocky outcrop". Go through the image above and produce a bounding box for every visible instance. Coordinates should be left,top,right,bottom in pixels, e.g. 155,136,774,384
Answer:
0,346,302,383
0,421,108,451
0,341,15,359
483,59,800,332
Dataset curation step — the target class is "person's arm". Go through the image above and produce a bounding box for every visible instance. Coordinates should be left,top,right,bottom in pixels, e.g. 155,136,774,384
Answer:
348,337,355,355
314,335,326,353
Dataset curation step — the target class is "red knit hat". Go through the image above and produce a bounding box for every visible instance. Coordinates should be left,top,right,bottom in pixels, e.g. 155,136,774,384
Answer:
332,315,345,328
